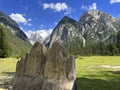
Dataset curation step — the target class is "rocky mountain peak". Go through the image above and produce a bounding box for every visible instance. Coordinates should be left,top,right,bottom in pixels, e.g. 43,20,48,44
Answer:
46,15,84,47
55,16,77,28
61,16,77,23
82,10,113,21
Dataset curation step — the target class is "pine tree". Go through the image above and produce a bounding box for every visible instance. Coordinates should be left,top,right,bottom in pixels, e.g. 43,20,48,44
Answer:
0,27,8,58
116,31,120,53
108,43,119,55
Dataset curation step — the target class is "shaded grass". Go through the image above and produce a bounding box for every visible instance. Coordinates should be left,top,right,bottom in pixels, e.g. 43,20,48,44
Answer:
76,56,120,90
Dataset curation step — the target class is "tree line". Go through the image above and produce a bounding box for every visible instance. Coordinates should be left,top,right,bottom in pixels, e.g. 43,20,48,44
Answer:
1,26,120,58
64,31,120,56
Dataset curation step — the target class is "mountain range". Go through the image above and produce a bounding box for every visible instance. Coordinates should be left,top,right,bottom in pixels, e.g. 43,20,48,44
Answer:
44,10,120,47
0,10,120,57
21,10,120,47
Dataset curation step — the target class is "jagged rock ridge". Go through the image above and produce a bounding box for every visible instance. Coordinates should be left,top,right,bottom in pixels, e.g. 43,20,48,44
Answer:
10,42,76,90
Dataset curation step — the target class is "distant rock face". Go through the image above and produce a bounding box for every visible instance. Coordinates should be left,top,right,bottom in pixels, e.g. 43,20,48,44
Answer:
78,10,119,45
29,32,43,45
10,42,76,90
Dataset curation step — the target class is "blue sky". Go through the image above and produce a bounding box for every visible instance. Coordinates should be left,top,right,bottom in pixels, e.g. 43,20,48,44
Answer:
0,0,120,38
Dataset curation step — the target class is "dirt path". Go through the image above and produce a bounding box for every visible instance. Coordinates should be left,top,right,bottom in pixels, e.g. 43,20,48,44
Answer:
88,65,120,69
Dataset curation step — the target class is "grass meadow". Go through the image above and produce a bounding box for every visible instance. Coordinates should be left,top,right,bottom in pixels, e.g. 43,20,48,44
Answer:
0,56,120,90
0,58,17,76
76,56,120,90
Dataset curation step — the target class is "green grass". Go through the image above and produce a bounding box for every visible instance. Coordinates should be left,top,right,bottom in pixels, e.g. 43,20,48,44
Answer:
76,56,120,90
0,56,120,90
0,58,18,76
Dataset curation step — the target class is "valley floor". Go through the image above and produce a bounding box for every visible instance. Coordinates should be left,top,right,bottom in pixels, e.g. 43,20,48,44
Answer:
0,56,120,90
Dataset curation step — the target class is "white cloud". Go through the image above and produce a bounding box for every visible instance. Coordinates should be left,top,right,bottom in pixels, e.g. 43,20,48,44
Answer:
64,7,72,15
81,5,87,10
110,0,120,4
42,2,71,14
89,3,97,10
25,28,53,40
28,18,32,21
20,26,23,30
39,24,45,29
54,22,58,25
9,13,27,24
9,13,32,26
81,3,97,10
27,23,32,26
